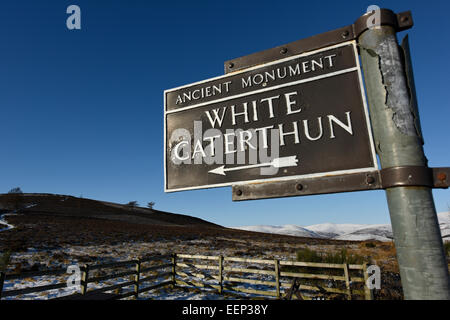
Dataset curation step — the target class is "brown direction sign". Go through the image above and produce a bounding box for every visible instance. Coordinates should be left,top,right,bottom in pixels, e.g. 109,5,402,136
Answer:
164,41,377,192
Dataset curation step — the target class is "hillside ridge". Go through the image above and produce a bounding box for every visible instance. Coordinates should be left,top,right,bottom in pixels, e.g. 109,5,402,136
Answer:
0,193,220,228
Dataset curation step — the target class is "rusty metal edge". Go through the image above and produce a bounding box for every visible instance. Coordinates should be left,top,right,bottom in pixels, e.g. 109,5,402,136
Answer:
232,171,382,201
432,167,450,189
224,25,354,74
232,166,449,201
224,9,413,74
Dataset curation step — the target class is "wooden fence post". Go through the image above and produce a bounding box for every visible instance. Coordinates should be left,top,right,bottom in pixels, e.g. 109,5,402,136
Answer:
81,264,89,295
343,263,352,300
218,255,223,294
0,272,5,300
172,253,177,287
362,263,374,300
274,259,280,299
134,259,141,300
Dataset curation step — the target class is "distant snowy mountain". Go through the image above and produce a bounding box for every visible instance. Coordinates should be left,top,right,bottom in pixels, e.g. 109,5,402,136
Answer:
305,223,369,239
333,224,393,242
438,212,450,240
237,224,324,238
235,212,450,242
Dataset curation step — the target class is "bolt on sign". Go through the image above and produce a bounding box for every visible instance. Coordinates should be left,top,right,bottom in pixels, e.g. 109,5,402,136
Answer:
164,41,377,192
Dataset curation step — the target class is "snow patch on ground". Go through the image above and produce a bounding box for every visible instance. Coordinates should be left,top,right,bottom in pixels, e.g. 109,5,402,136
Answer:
0,213,16,231
1,241,299,300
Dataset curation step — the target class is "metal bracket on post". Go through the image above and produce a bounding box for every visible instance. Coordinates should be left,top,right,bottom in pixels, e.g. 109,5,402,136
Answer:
224,9,413,74
353,10,413,40
232,167,450,201
380,166,433,188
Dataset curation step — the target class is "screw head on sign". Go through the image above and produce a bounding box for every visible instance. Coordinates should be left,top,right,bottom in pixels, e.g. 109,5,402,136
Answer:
342,30,350,38
228,62,234,69
296,183,303,191
235,189,242,196
280,48,288,54
366,176,375,184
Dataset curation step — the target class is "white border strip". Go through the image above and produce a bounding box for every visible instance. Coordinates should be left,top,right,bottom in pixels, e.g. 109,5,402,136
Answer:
164,40,378,193
166,67,358,115
164,40,359,113
166,167,379,193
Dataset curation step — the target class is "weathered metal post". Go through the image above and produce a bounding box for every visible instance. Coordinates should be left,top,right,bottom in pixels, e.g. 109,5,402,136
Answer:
358,10,450,299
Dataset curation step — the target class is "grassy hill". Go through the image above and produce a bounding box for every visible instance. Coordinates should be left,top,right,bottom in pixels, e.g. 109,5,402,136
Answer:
0,193,220,227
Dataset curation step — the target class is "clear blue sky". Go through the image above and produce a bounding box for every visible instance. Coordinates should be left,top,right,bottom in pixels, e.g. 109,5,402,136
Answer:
1,1,449,227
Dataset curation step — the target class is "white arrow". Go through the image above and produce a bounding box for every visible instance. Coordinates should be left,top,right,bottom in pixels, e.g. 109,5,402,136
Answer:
208,156,299,176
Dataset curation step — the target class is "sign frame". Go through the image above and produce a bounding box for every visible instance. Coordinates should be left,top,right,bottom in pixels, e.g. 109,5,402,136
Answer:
164,40,378,193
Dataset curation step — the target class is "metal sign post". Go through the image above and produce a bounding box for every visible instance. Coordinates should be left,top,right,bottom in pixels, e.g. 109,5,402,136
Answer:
163,8,450,299
357,11,450,300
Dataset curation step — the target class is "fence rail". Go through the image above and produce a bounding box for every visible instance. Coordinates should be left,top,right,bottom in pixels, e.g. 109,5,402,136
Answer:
0,253,375,300
0,254,172,300
173,253,373,300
